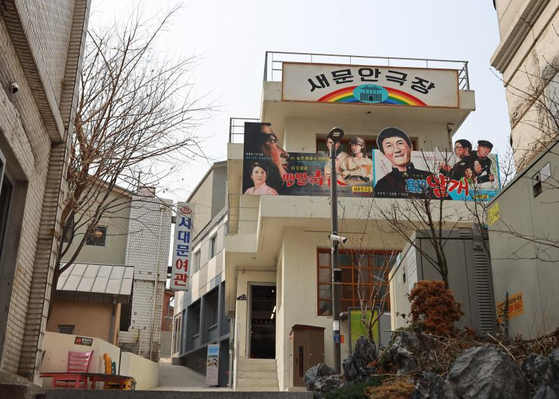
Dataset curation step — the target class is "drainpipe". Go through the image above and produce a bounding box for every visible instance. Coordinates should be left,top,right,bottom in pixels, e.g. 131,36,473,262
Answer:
109,296,117,344
148,204,165,360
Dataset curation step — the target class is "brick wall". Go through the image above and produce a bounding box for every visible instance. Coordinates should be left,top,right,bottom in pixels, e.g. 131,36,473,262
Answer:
0,0,90,380
119,195,172,362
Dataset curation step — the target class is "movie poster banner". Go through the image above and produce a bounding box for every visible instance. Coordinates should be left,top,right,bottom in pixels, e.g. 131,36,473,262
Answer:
242,122,500,201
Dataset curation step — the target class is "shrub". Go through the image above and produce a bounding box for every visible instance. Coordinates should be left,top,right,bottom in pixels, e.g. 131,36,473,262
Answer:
408,280,463,335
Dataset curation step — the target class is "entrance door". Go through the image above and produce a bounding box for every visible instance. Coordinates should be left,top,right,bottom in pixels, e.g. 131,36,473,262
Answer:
249,285,276,359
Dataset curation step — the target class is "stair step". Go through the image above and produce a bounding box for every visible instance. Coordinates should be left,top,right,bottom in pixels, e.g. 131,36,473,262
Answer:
238,370,278,379
237,377,279,388
237,358,277,372
236,386,280,392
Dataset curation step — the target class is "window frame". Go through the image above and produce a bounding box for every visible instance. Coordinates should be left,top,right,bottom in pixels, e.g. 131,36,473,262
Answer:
316,249,396,317
86,226,107,247
209,234,217,259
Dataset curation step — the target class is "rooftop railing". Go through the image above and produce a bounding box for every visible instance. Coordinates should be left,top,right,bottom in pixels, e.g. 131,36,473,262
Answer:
229,117,259,144
263,51,470,90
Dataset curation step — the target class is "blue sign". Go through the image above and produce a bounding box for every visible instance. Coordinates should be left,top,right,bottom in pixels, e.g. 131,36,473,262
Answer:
353,84,388,104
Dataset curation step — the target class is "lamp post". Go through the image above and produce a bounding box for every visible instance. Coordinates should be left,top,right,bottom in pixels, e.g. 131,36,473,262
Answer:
327,127,344,373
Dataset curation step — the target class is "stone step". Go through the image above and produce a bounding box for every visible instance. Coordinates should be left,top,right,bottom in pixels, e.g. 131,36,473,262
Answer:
236,386,280,392
237,370,278,379
237,358,277,372
237,377,279,388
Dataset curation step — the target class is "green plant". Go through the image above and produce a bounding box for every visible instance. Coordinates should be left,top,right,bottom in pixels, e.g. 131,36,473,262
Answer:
325,376,384,399
408,280,464,335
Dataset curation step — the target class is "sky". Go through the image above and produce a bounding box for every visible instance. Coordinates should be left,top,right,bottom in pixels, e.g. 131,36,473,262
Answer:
90,0,511,203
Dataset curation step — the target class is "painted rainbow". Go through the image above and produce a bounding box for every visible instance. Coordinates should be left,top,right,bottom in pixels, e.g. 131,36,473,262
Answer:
317,86,427,106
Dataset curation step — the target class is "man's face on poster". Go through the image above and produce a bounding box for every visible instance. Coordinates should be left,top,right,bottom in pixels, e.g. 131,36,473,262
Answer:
260,125,288,167
326,138,341,153
382,136,412,169
454,142,469,159
477,145,491,158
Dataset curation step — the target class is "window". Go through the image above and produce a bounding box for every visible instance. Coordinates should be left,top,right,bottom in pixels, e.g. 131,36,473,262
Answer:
173,315,182,354
209,235,217,259
193,250,201,273
86,226,107,246
62,215,74,243
57,325,75,335
317,249,397,316
533,172,543,197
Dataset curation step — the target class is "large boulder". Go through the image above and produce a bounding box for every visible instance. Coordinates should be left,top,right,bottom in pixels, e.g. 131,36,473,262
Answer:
305,363,343,398
447,345,528,399
385,331,421,374
342,336,377,382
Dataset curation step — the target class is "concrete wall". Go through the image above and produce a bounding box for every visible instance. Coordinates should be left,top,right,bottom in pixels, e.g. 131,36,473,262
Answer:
492,0,559,167
489,141,559,338
41,331,121,388
61,188,131,265
46,300,120,345
120,351,159,390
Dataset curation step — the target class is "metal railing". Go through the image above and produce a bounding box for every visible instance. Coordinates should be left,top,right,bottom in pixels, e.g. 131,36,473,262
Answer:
263,51,470,90
229,117,259,144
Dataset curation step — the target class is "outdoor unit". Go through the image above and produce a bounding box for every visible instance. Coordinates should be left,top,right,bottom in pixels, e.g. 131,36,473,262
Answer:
389,228,496,334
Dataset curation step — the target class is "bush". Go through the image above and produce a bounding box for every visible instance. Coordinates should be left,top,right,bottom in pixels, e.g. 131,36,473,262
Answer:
408,280,463,335
325,376,384,399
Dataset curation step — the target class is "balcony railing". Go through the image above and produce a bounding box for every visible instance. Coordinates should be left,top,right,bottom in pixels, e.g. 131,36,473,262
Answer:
263,51,470,90
229,117,259,144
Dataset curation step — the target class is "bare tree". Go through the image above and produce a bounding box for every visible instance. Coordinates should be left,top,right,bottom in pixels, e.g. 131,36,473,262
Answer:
339,199,398,344
54,7,213,291
375,150,466,287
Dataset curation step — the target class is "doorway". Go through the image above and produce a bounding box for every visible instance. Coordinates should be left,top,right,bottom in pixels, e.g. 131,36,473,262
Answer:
249,285,276,359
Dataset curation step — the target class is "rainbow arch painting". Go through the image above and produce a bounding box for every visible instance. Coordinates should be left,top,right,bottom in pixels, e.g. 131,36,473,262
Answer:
317,86,427,106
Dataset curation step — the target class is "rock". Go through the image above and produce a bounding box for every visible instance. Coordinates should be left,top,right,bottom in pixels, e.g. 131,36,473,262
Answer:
342,336,377,382
448,345,528,399
411,371,457,399
386,331,420,374
523,353,550,387
524,349,559,398
533,386,559,399
305,363,343,398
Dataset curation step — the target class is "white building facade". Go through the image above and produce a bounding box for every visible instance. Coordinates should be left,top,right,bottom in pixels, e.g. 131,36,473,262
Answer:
222,53,480,391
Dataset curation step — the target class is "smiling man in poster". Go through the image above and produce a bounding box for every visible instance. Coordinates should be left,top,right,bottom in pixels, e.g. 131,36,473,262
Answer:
374,127,431,198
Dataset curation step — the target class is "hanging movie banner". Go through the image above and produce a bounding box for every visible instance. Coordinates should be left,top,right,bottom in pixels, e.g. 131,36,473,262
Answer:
242,122,500,201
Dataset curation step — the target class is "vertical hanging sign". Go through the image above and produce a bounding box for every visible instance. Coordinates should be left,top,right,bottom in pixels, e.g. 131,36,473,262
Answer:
171,202,194,291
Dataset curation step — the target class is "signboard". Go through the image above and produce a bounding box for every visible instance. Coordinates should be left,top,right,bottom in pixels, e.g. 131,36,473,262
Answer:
74,336,93,346
487,202,501,226
242,122,500,201
497,291,524,323
282,62,459,108
348,308,378,354
171,203,193,291
205,344,219,386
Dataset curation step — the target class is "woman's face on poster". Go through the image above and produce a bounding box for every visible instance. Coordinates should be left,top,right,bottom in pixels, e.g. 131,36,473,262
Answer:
251,166,266,185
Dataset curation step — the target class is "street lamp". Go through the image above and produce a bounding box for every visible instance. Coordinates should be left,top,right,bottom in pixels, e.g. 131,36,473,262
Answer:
327,127,344,373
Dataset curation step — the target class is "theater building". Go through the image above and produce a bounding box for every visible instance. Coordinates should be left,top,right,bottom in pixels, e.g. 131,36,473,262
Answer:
175,52,498,391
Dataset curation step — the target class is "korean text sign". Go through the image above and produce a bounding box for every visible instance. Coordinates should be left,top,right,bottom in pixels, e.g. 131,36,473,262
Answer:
171,203,193,291
282,62,459,108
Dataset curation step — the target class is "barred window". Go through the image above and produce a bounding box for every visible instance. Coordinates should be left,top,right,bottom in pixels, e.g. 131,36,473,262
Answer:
317,249,397,316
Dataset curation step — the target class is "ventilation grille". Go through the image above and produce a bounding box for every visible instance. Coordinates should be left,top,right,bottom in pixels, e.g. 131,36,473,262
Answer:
473,251,495,333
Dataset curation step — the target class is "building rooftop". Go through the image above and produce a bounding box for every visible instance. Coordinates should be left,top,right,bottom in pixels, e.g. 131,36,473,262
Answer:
57,263,134,297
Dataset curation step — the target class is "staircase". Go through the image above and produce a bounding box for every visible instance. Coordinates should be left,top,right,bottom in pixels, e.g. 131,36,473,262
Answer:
236,357,279,391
